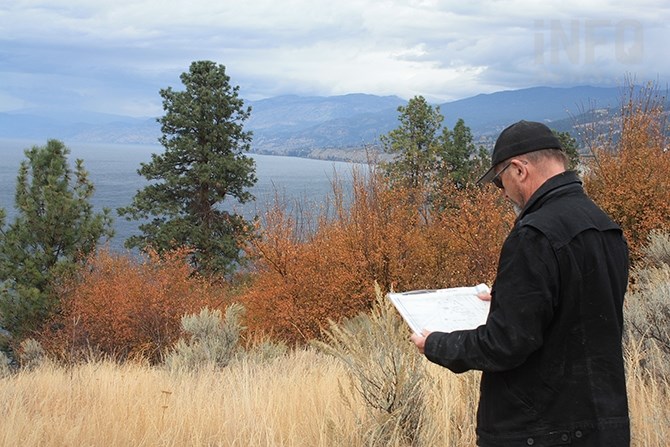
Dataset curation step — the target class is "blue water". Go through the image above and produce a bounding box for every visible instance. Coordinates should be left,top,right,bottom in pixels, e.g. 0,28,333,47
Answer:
0,139,364,251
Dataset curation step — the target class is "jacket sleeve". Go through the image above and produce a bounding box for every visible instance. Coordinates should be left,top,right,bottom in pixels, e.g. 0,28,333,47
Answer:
424,226,560,373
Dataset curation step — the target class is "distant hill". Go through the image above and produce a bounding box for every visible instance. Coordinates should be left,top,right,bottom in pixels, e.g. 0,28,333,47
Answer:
0,110,158,144
437,86,623,135
246,93,406,156
0,86,629,158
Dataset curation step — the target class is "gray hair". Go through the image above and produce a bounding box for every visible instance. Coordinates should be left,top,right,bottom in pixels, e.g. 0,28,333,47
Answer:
521,148,569,170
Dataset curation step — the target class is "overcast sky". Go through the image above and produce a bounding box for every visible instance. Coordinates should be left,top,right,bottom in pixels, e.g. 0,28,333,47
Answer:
1,0,668,117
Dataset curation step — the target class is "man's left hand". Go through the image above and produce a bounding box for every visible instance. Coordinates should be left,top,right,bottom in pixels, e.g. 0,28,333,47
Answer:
411,329,432,354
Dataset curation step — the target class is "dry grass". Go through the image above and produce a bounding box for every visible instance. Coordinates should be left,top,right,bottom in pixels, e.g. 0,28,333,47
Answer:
0,350,354,446
1,343,666,446
422,365,480,446
625,341,670,447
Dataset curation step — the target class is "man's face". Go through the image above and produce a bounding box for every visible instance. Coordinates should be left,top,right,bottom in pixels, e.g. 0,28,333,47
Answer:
493,159,526,216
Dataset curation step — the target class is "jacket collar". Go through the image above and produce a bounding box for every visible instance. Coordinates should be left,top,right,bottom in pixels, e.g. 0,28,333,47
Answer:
516,171,583,223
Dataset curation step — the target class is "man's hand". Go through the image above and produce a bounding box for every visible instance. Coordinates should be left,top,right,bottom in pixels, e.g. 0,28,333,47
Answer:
411,329,432,354
477,292,492,301
411,288,489,355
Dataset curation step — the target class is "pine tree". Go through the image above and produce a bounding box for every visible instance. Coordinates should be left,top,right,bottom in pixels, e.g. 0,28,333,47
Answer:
552,130,580,170
0,140,113,338
380,96,443,190
381,97,488,194
119,61,257,276
439,118,490,188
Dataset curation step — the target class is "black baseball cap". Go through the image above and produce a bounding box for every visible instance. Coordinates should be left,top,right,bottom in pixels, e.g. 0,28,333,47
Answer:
477,120,563,184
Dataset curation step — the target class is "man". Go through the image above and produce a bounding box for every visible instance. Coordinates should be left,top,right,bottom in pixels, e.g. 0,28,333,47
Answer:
411,120,630,446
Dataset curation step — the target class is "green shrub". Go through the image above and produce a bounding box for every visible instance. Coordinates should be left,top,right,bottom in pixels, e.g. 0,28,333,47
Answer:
0,350,10,378
164,305,245,372
642,230,670,268
315,284,436,446
238,338,289,364
18,338,45,371
625,231,670,379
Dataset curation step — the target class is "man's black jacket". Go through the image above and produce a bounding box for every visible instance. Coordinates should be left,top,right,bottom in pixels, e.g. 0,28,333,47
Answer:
424,171,630,446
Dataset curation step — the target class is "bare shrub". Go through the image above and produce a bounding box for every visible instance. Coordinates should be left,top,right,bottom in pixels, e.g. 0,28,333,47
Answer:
315,284,437,446
164,305,245,372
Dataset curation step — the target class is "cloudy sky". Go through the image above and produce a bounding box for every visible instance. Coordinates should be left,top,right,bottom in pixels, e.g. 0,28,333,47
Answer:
1,0,669,117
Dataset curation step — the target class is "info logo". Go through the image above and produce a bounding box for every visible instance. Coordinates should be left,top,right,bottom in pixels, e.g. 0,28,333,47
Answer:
534,19,644,65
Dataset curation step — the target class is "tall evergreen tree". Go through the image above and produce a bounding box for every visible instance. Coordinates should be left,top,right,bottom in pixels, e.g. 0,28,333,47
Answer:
380,96,443,189
381,97,488,193
0,140,113,338
439,118,490,188
552,130,581,170
119,61,257,276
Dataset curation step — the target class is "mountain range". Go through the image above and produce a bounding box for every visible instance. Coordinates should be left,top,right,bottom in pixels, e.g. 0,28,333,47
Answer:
0,86,634,160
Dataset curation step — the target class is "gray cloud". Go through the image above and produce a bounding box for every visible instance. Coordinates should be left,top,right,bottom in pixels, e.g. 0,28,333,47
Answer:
1,0,668,116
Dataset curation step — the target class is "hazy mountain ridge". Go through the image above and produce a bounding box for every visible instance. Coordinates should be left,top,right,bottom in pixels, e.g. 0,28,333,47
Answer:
0,86,629,157
437,86,624,135
247,93,405,130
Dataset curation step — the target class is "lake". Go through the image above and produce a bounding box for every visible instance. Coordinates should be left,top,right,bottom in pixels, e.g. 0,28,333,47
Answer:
0,139,365,251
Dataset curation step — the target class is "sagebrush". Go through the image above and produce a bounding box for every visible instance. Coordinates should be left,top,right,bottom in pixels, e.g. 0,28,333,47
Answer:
164,305,245,372
315,284,437,446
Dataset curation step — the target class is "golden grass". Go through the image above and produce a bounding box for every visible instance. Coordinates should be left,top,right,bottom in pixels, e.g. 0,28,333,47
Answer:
0,345,667,446
624,341,670,447
0,350,356,447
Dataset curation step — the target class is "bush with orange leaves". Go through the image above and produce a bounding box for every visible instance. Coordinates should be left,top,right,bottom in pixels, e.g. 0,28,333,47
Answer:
582,81,670,260
242,168,513,344
40,248,230,363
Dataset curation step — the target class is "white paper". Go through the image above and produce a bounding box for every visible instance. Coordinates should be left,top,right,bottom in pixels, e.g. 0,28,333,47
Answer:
387,284,490,335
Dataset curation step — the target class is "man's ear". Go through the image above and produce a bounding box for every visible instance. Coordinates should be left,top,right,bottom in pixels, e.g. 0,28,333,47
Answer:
514,160,530,183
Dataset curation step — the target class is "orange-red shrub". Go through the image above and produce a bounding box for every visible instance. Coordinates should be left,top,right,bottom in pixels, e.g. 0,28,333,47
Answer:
241,169,512,344
40,247,230,362
583,82,670,259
